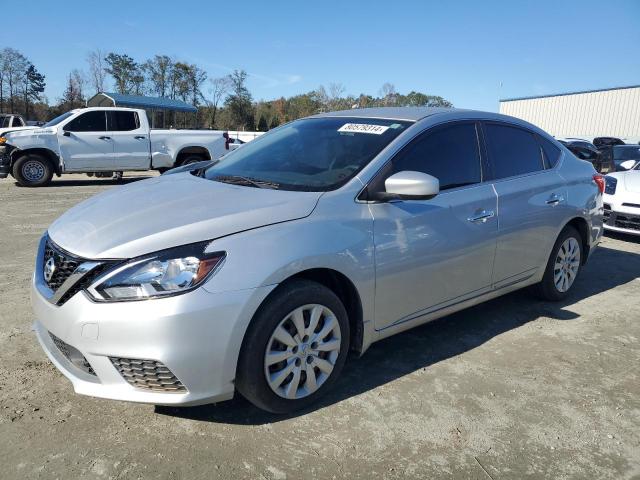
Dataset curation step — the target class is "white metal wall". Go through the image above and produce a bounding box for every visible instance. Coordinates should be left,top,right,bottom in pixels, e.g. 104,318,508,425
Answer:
499,87,640,142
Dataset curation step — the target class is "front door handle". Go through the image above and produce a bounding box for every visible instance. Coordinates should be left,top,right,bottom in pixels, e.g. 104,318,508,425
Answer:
467,210,495,223
134,135,146,140
546,194,565,206
99,136,111,140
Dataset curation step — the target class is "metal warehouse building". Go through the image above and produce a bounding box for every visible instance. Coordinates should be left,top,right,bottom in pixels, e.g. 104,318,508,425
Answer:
499,85,640,143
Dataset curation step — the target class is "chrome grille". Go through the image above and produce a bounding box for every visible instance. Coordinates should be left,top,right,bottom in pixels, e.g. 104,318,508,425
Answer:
614,213,640,231
44,241,81,291
110,357,187,393
49,332,96,376
40,237,117,306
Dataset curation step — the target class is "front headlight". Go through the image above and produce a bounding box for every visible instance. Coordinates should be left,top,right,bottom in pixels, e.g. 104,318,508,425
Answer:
88,242,225,302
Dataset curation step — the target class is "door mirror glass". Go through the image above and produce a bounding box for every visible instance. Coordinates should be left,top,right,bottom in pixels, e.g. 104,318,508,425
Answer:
619,160,636,171
384,171,439,200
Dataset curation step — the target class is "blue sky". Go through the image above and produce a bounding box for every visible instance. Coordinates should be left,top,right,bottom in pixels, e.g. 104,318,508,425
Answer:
2,0,639,112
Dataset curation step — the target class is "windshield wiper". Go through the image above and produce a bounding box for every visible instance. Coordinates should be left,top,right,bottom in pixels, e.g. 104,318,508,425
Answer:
213,174,280,189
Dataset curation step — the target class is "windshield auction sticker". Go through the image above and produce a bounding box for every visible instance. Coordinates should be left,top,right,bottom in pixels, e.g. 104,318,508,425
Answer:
338,123,390,135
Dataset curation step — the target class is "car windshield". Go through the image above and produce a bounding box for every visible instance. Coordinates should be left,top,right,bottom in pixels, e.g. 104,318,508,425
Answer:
613,146,640,161
43,111,74,127
203,117,412,191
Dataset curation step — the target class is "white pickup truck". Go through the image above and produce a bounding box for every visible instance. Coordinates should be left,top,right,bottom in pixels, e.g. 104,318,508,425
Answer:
0,107,232,186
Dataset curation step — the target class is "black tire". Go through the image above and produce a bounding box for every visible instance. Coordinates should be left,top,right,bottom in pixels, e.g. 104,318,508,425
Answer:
180,155,204,166
532,226,583,301
236,280,350,414
12,154,53,187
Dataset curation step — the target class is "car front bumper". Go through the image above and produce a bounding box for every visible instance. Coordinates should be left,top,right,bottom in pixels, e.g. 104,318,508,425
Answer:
0,146,10,178
31,272,275,406
603,202,640,236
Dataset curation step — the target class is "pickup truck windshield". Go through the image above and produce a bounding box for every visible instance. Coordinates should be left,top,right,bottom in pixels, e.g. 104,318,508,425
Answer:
204,117,412,191
43,111,74,127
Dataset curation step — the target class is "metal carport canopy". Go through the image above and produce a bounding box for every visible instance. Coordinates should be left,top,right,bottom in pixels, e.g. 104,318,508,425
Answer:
87,92,197,113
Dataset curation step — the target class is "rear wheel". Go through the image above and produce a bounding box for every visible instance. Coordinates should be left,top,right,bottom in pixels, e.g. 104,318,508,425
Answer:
533,226,583,301
236,280,350,413
180,155,205,166
12,154,53,187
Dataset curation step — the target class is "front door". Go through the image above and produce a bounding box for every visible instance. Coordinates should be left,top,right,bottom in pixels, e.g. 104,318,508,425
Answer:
370,121,498,330
108,110,150,170
58,110,113,171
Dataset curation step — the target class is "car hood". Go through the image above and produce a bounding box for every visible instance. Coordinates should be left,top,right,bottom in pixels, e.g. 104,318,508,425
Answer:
622,170,640,193
48,172,322,259
0,126,38,136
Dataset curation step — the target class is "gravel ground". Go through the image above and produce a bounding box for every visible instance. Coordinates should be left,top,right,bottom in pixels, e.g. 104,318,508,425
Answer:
0,174,639,480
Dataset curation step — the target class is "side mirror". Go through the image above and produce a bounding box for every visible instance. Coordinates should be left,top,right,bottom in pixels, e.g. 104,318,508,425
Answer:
63,131,71,137
382,171,440,201
619,160,636,171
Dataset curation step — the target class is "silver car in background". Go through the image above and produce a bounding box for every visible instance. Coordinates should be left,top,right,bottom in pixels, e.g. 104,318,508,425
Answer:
31,107,604,413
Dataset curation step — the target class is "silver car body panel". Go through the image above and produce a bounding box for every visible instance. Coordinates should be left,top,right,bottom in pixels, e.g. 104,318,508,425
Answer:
47,173,323,259
32,107,603,405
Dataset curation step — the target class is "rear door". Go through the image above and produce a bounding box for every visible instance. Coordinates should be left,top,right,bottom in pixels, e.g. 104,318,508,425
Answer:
371,121,498,330
108,110,150,170
483,122,568,288
58,110,113,171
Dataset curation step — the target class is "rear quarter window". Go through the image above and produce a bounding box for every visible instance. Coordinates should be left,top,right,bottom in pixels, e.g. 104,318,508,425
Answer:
537,135,562,168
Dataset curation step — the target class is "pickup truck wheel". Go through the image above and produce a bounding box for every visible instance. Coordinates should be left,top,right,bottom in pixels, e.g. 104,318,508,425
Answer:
13,154,53,187
181,155,204,166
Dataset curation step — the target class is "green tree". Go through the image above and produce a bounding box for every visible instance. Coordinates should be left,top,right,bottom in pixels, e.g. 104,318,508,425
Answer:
224,70,254,130
257,114,268,132
23,64,45,118
58,72,85,111
104,53,138,94
1,48,28,113
403,91,453,107
269,116,280,129
144,55,172,97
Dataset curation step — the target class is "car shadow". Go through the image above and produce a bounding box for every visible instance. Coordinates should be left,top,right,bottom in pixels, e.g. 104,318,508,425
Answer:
12,176,154,188
604,230,640,244
155,245,640,425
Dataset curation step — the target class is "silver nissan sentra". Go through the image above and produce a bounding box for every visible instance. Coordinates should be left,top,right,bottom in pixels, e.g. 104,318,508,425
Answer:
32,107,604,413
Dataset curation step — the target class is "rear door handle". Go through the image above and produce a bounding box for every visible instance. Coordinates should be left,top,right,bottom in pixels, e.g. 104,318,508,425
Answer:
99,136,111,140
467,210,495,223
134,135,146,140
546,194,565,205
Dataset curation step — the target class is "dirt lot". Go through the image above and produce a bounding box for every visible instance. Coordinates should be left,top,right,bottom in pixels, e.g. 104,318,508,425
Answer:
0,173,639,479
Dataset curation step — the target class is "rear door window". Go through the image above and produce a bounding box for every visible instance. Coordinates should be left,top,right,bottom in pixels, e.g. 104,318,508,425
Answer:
64,111,107,132
484,123,545,179
387,122,482,190
108,111,140,131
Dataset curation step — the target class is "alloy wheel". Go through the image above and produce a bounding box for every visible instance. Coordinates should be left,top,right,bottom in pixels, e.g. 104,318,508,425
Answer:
264,304,341,400
553,237,581,293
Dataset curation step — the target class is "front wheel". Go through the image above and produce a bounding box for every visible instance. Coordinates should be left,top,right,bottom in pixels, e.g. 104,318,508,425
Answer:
533,226,583,301
236,280,350,413
12,154,53,187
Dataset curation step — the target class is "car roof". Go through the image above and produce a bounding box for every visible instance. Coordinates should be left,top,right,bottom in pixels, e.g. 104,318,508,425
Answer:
312,107,468,122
